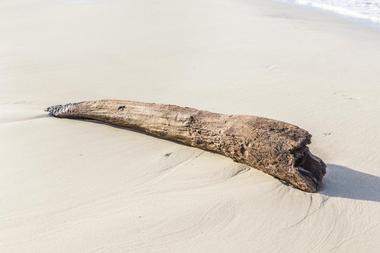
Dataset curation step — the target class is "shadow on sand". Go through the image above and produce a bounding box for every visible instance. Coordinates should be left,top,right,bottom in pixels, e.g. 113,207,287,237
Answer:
320,164,380,202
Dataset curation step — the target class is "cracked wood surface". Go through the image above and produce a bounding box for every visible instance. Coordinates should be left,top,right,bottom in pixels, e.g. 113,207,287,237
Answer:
46,100,326,192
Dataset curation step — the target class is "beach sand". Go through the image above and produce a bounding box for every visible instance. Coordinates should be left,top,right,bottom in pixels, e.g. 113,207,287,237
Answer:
1,0,380,252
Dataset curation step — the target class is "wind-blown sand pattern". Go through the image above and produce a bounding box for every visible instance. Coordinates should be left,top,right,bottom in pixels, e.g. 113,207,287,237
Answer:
1,0,380,252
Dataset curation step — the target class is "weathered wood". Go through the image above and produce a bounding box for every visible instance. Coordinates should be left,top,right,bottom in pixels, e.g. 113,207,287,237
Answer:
46,100,326,192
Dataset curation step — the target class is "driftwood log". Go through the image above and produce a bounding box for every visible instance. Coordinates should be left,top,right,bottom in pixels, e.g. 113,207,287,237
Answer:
46,100,326,192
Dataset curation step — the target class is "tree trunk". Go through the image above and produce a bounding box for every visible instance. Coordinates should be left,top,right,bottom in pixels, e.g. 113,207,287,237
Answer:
46,100,326,192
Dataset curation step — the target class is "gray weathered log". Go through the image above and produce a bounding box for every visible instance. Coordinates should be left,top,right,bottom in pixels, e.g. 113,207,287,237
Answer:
46,100,326,192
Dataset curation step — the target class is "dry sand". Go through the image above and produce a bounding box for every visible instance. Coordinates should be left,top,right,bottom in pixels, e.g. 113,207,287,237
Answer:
1,0,380,252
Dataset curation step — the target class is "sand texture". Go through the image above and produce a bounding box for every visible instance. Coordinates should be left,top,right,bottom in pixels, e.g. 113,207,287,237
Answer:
1,0,380,252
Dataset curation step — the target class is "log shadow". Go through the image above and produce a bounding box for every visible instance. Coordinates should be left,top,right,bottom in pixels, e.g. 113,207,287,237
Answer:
320,164,380,202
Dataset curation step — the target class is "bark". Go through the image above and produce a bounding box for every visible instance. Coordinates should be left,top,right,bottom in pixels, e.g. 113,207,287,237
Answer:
46,100,326,192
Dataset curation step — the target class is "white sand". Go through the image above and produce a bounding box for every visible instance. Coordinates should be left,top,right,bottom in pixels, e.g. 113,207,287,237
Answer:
1,0,380,252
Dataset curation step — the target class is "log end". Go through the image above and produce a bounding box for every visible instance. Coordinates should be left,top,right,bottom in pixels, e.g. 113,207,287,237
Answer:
292,148,326,192
46,103,79,118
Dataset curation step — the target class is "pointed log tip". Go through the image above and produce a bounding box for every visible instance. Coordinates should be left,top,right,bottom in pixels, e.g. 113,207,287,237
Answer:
46,103,77,117
46,105,62,117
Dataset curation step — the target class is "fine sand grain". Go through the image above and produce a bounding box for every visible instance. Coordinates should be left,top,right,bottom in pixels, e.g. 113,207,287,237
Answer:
1,0,380,252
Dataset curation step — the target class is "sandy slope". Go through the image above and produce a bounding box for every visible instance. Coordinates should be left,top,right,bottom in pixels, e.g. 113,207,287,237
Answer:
1,0,380,252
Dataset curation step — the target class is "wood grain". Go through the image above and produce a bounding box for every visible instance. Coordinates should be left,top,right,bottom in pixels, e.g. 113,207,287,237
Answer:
46,100,326,192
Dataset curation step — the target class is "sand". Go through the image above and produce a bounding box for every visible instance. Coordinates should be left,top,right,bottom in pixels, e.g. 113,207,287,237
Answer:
1,0,380,252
